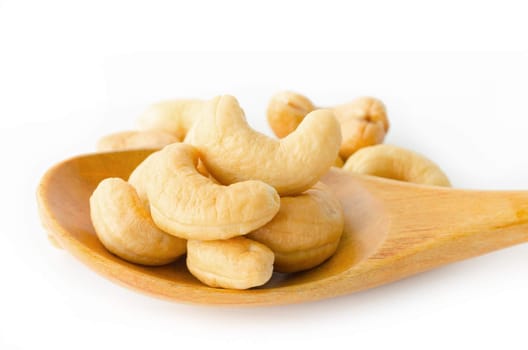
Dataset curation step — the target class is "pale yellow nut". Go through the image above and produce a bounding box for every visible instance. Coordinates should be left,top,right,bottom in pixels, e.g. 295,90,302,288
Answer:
89,178,186,266
267,91,316,138
137,99,205,140
333,96,389,132
187,237,274,289
185,95,342,196
333,97,389,159
128,143,281,240
338,118,386,160
343,144,451,187
129,152,217,198
266,93,389,160
248,183,344,273
96,130,180,152
128,146,217,212
128,151,217,212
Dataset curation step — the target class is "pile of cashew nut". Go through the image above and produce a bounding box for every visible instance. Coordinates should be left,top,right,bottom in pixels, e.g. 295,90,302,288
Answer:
90,92,450,289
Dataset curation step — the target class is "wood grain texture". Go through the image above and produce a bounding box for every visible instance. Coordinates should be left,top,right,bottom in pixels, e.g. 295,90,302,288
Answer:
37,150,528,306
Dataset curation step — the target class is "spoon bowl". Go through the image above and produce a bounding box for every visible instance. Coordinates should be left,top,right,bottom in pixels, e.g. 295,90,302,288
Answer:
37,150,528,305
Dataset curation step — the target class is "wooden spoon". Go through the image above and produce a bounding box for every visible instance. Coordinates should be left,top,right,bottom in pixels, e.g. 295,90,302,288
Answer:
37,150,528,306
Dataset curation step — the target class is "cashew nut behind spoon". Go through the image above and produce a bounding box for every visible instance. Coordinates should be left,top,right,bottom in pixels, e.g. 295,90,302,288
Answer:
185,95,342,196
334,97,389,159
90,178,186,266
267,92,389,160
266,91,316,138
128,143,281,240
343,144,451,187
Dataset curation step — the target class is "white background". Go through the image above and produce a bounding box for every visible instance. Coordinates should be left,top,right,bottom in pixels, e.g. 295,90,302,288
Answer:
1,1,528,349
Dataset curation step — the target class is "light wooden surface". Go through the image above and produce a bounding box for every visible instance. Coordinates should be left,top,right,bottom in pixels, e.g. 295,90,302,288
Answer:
36,150,528,306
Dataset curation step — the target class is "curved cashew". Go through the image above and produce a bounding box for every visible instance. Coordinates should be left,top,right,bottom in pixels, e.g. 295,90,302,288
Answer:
186,237,274,289
266,91,316,138
137,99,205,140
248,183,344,273
343,144,451,187
128,143,281,240
96,130,179,152
185,95,342,196
89,178,186,266
267,92,389,160
127,146,216,212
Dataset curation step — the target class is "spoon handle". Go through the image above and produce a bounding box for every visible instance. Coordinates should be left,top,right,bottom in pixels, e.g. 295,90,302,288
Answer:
392,187,528,241
329,180,528,297
368,183,528,272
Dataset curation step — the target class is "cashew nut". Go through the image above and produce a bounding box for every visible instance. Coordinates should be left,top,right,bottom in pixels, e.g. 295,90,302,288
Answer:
267,92,389,160
334,97,389,159
96,130,180,152
89,178,186,266
128,143,281,240
248,183,344,273
266,91,316,138
186,237,274,289
343,144,451,187
127,146,215,212
185,95,342,196
137,99,205,140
